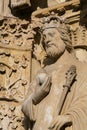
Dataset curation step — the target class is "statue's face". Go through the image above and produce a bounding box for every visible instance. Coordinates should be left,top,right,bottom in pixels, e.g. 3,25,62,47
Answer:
43,28,65,58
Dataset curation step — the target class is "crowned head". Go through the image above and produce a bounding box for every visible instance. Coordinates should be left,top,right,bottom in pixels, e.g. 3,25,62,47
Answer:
40,14,73,59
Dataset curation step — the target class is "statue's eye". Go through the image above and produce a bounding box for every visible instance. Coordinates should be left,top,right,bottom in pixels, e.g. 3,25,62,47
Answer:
48,32,54,37
43,35,46,38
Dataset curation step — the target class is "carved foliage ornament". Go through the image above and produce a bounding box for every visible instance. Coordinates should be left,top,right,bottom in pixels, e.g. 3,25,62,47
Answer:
0,17,36,130
0,18,35,50
0,18,36,102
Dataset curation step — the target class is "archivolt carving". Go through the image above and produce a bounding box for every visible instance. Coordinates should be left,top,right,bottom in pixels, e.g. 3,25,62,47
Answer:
0,18,35,102
0,49,30,102
0,18,35,50
0,17,35,130
0,1,87,130
0,102,24,130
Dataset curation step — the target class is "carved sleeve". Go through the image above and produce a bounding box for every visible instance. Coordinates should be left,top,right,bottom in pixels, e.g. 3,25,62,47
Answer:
22,81,37,122
61,71,87,130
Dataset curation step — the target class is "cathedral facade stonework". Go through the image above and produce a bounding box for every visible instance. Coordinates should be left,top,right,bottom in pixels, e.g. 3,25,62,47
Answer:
0,0,87,130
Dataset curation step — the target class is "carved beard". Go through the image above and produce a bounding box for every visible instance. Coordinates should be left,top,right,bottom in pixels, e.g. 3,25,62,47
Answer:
45,42,65,59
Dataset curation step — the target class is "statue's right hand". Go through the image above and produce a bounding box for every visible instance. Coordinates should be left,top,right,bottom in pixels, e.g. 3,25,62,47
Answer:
32,73,51,105
48,115,72,130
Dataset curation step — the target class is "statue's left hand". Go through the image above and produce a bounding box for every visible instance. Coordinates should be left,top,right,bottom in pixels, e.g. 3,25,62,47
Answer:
48,115,72,130
32,72,51,105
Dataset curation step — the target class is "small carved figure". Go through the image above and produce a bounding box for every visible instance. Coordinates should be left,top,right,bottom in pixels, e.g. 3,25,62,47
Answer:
22,15,87,130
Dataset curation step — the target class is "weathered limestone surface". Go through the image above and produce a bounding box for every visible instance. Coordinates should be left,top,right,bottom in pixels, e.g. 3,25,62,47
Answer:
22,12,87,130
0,18,35,130
0,0,87,130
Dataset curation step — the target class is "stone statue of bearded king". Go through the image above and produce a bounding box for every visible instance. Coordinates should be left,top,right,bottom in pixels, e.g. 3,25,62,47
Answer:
22,14,87,130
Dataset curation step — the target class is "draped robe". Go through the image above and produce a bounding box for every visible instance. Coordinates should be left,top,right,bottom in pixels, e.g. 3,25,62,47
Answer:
22,59,87,130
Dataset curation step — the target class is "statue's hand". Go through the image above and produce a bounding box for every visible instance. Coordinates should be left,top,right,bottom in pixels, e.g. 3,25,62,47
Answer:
48,115,72,130
32,72,51,105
